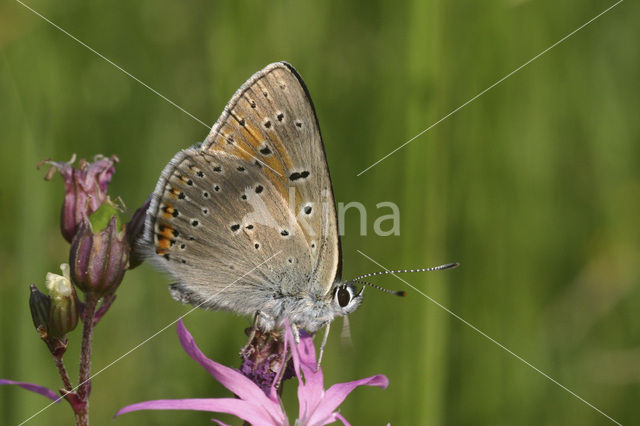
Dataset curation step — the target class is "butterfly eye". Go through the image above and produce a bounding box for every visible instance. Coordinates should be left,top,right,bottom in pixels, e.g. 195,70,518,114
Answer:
336,286,351,308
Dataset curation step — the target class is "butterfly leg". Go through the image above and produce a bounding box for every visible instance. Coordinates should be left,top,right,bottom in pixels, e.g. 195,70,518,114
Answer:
316,322,331,371
290,322,301,344
241,310,274,354
241,312,260,354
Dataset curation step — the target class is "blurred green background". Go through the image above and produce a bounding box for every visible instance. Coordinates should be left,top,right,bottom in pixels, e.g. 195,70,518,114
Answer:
1,0,639,424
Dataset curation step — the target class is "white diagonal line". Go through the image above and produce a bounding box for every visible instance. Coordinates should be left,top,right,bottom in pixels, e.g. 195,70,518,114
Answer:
18,250,282,425
14,0,284,177
356,0,623,176
356,249,622,426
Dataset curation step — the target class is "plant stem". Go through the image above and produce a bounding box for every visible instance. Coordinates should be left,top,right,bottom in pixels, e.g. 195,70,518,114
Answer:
76,293,99,426
54,355,73,392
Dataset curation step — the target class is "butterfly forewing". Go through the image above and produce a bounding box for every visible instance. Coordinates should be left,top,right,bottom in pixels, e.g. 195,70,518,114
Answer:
143,62,341,314
202,62,341,295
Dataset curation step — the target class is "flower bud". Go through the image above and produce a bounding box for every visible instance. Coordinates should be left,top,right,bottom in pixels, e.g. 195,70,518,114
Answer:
29,284,51,336
70,216,129,296
45,264,80,337
125,195,151,270
41,154,118,242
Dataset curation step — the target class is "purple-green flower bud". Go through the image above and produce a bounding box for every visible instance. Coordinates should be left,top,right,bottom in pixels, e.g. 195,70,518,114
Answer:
29,284,51,335
70,216,130,296
41,154,118,243
45,264,80,337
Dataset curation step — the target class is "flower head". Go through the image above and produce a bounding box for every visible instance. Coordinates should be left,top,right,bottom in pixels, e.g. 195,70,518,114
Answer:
286,324,389,426
42,154,118,242
45,263,73,299
116,320,388,425
240,328,294,395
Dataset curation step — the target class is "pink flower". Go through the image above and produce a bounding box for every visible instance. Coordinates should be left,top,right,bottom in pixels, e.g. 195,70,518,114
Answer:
42,154,118,242
116,319,388,425
286,325,388,425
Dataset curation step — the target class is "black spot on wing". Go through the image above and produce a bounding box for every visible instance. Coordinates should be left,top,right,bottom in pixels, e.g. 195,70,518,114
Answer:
289,171,310,181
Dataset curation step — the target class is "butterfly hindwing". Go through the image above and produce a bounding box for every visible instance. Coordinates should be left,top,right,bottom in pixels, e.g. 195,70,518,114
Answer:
145,148,317,313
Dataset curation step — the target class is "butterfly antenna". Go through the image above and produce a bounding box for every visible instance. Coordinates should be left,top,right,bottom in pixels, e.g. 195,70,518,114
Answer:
351,280,406,297
347,262,460,284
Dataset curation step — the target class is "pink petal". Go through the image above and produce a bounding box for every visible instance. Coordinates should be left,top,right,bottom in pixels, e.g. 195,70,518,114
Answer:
297,330,325,393
176,319,284,421
0,379,60,402
211,419,232,426
115,398,282,425
335,412,351,426
306,375,389,425
285,323,325,421
89,156,117,193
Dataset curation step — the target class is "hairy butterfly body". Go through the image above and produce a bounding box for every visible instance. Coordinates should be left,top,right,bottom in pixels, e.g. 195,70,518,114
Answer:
141,62,361,333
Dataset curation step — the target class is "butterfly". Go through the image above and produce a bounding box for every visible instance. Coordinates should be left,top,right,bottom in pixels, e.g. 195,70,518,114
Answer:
141,62,457,347
141,62,356,337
